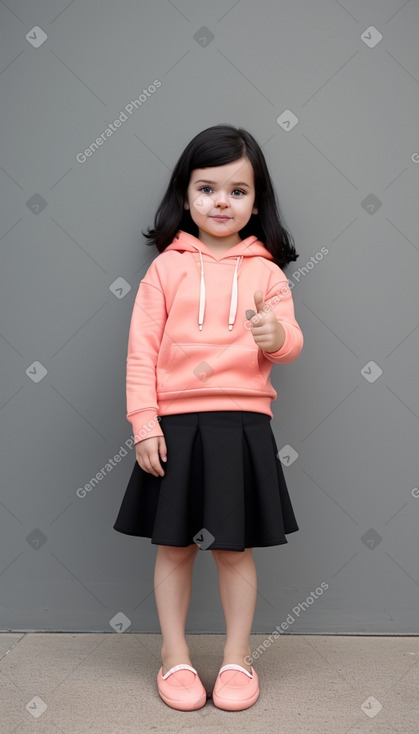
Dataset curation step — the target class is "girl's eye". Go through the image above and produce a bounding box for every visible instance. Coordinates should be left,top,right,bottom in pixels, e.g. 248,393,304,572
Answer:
198,186,245,196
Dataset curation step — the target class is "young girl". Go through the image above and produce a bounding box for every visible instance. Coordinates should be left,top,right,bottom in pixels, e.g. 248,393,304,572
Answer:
113,124,304,712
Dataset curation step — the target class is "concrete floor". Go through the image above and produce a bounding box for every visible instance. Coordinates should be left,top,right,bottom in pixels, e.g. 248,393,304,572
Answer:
0,633,418,733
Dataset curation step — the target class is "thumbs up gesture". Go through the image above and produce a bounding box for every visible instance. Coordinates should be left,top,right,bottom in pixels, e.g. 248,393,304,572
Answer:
249,290,286,353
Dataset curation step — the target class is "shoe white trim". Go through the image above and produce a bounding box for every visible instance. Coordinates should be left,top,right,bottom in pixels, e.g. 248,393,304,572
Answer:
161,663,198,680
218,663,253,678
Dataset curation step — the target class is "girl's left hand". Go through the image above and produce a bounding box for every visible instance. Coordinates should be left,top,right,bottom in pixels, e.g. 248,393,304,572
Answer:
249,290,285,353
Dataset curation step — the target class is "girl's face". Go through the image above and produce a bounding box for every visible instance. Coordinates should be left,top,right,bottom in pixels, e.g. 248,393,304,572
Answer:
184,157,258,247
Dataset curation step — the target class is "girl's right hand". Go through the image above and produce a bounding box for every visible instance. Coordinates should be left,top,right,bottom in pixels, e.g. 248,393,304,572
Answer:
135,436,167,477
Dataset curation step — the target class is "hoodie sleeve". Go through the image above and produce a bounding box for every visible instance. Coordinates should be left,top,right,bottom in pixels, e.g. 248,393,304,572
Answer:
260,278,304,364
126,262,167,444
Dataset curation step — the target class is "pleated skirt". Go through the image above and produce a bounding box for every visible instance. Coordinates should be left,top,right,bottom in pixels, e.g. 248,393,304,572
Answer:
113,411,299,551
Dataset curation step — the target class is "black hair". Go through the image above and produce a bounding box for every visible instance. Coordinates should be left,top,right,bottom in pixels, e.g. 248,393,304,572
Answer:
142,124,299,268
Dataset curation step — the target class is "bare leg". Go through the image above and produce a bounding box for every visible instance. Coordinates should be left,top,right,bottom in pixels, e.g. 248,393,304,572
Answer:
211,548,257,673
154,544,199,674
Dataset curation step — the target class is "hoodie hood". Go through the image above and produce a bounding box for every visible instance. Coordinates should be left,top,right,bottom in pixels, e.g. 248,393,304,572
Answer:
166,230,273,331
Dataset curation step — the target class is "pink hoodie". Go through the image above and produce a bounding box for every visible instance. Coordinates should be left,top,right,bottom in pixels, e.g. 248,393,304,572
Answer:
126,230,303,443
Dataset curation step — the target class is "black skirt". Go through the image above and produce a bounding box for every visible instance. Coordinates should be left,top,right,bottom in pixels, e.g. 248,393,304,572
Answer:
113,411,299,552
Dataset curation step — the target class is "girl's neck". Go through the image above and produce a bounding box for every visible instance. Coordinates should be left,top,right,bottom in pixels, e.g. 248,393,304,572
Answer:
197,230,242,253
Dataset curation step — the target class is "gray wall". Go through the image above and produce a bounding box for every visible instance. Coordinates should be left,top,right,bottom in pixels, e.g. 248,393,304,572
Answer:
1,0,418,634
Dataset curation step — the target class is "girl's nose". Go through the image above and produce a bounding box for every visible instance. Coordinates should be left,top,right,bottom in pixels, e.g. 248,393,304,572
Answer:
215,191,229,206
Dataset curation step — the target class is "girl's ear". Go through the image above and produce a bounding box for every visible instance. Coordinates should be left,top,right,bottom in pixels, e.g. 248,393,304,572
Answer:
252,206,258,215
184,201,189,210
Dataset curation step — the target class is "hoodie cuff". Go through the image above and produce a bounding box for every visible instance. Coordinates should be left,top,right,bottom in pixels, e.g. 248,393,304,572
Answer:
127,409,164,444
262,321,303,364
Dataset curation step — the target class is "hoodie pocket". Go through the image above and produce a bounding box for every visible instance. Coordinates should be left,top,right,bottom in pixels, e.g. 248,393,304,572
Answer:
158,343,266,392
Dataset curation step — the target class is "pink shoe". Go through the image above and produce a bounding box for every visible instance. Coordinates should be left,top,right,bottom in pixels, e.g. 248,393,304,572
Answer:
212,664,259,711
157,664,207,711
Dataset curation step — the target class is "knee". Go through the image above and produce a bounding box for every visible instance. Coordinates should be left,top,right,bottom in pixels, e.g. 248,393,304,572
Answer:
157,543,198,564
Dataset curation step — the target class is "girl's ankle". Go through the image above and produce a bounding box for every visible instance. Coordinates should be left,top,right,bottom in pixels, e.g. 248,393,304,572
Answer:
161,646,192,674
222,648,252,672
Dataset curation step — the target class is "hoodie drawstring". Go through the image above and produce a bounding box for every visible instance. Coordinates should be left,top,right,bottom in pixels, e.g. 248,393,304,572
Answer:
198,249,242,331
198,250,205,331
228,256,240,331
